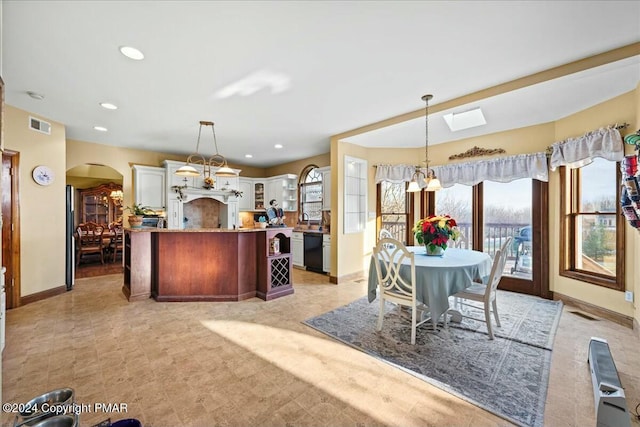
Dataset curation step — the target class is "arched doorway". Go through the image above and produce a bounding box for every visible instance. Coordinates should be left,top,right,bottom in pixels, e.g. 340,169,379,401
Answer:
66,164,124,279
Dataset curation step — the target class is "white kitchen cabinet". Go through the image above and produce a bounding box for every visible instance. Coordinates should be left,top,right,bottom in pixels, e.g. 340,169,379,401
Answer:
132,165,166,210
163,160,198,190
267,174,297,212
292,232,304,267
167,197,183,229
238,178,253,211
319,167,331,211
253,181,266,210
322,234,331,273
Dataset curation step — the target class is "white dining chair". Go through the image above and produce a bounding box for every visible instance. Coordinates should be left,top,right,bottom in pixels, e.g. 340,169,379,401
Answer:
379,228,393,240
446,247,509,340
372,237,429,345
378,228,395,249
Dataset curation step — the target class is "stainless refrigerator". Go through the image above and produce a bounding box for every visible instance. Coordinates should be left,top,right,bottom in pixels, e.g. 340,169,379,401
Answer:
65,185,75,290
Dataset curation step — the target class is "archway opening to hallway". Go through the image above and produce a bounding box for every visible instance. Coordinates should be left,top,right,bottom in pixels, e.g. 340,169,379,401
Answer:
67,163,124,279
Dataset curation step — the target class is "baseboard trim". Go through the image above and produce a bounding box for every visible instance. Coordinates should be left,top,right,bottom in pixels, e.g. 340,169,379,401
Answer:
336,270,365,284
635,318,640,340
554,292,634,329
21,285,67,306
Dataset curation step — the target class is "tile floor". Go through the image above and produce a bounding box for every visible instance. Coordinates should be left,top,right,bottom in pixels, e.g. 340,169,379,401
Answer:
2,269,640,427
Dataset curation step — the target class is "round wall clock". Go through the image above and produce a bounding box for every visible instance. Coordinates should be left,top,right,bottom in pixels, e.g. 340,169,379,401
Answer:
32,165,55,186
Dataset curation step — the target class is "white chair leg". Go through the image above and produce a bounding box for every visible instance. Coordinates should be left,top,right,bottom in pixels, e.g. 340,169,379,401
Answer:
492,298,501,327
484,301,494,340
377,297,384,331
411,305,417,345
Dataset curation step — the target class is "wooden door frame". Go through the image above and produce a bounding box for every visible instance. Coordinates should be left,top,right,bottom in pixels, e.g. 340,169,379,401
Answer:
475,179,549,298
2,150,21,308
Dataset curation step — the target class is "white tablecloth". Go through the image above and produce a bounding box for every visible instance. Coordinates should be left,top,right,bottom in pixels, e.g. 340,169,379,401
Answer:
368,247,493,326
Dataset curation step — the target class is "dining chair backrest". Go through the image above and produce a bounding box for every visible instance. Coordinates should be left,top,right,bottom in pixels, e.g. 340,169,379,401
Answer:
484,247,509,303
372,237,416,303
373,237,429,344
499,236,513,256
378,228,393,241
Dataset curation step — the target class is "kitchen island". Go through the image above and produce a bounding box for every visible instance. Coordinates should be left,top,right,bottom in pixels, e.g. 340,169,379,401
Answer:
123,227,293,302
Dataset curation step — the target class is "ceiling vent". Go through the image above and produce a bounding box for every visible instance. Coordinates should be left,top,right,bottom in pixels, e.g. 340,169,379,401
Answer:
29,116,51,135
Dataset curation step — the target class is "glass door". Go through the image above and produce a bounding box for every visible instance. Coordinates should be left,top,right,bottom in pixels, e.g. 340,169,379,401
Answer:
480,179,547,296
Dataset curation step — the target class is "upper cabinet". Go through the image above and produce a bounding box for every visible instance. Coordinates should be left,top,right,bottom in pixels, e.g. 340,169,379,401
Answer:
236,176,296,212
238,178,253,211
133,165,166,210
266,174,297,212
253,181,266,210
163,160,240,193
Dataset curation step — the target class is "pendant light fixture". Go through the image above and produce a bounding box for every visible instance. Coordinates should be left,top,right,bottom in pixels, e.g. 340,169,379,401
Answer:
175,120,236,178
407,94,442,192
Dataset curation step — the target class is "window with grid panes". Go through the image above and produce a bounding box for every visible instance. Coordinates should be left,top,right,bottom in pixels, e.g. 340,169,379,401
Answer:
300,167,323,222
560,157,624,290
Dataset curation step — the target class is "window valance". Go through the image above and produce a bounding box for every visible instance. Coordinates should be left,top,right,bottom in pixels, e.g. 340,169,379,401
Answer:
374,164,416,184
432,152,549,188
549,127,623,170
375,152,548,188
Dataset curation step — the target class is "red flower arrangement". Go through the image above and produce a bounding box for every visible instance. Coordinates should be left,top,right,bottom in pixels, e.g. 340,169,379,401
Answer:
412,214,460,251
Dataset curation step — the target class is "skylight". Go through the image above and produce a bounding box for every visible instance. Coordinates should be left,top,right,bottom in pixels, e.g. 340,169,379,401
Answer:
443,107,486,132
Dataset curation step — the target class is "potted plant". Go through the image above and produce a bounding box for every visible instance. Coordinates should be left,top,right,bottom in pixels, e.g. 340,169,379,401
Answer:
124,204,153,228
413,214,460,256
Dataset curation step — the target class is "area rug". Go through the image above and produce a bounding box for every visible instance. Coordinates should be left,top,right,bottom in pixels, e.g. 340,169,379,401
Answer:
303,291,563,427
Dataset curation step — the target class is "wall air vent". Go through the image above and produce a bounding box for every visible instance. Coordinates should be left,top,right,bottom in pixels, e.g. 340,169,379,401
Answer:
29,116,51,135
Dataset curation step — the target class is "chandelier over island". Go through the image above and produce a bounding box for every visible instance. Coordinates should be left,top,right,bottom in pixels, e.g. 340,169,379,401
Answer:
175,120,236,179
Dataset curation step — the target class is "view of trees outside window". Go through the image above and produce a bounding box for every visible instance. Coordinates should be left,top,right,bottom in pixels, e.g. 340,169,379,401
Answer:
483,179,532,279
380,182,408,243
435,184,473,248
575,158,617,275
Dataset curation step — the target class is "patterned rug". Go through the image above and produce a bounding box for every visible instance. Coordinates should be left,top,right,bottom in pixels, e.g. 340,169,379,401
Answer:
303,291,562,427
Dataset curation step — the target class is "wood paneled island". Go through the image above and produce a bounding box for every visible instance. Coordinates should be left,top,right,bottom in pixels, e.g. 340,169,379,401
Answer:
123,227,293,302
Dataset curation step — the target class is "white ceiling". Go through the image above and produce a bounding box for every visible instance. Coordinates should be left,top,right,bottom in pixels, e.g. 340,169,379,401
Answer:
3,1,640,167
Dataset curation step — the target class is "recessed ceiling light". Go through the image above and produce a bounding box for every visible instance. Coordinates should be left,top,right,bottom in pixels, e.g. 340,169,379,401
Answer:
245,154,253,158
443,107,486,132
100,102,118,110
119,46,144,60
27,91,45,100
274,144,283,149
93,126,108,132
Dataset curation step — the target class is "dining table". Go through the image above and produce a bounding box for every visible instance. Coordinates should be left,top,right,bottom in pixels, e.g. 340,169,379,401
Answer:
368,246,493,328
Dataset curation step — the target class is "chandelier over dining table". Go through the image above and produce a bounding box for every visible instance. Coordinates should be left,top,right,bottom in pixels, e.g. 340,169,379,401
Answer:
175,120,236,178
407,94,442,192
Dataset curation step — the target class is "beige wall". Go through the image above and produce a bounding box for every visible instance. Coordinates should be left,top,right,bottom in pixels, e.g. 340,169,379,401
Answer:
5,105,67,296
266,153,330,178
332,90,639,321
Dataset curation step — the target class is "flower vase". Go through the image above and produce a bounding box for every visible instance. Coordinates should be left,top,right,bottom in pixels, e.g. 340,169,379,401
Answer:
425,244,445,256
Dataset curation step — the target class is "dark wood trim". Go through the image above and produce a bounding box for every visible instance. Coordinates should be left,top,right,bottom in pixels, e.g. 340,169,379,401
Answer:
554,291,633,329
559,164,625,291
329,275,338,284
472,183,483,252
21,285,67,306
2,150,21,309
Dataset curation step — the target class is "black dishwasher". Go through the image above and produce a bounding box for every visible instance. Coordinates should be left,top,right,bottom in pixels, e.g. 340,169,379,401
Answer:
304,233,323,273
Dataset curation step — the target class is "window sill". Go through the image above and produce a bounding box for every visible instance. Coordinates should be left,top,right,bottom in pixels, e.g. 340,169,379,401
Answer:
559,270,622,291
